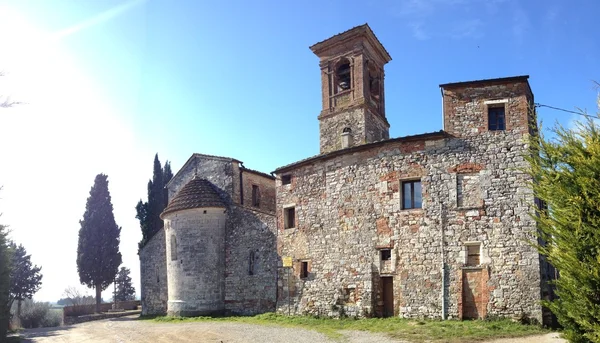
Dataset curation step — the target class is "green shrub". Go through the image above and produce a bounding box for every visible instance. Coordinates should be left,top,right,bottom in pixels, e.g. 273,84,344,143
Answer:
14,300,61,328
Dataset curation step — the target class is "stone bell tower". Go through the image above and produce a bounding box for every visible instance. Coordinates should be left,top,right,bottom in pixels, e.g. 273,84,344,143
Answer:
310,24,392,154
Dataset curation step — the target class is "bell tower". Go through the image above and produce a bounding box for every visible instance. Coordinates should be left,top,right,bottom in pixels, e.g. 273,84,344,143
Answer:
310,24,392,154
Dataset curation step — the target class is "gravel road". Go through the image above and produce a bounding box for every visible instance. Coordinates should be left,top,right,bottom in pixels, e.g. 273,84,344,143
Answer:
19,315,565,343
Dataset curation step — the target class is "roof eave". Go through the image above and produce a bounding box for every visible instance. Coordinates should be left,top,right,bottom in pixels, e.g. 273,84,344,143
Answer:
273,131,449,174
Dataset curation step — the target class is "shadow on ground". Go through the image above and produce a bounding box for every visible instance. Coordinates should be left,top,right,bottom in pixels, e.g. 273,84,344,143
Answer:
18,325,74,342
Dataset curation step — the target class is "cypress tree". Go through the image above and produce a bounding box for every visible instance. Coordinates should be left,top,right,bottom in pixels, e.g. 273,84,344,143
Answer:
525,101,600,342
77,174,122,313
136,154,174,249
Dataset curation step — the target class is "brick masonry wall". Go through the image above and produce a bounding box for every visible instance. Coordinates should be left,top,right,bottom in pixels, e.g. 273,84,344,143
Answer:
240,170,276,214
140,228,167,316
276,104,542,322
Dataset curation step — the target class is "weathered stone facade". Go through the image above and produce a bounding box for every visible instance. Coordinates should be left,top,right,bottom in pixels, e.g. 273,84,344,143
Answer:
139,24,554,324
273,25,552,323
140,154,277,316
139,228,167,316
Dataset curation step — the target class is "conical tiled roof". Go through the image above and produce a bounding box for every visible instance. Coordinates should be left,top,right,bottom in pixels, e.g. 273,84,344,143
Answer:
160,178,225,218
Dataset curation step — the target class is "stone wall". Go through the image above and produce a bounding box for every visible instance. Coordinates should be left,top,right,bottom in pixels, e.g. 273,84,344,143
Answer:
164,207,227,316
319,107,367,154
167,154,235,203
275,81,543,322
140,228,167,316
224,207,278,315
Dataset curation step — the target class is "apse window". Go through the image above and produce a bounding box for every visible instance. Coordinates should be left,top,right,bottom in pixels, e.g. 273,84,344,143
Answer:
281,175,291,185
284,206,296,229
300,261,309,279
170,235,177,261
466,243,481,266
252,185,260,207
402,180,422,209
488,106,506,131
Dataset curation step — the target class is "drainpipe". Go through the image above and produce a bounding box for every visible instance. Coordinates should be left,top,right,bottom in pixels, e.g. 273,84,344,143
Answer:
239,163,244,205
440,87,445,130
440,202,447,320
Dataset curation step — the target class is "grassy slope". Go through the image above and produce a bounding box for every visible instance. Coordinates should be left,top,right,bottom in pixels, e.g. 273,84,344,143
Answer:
150,313,549,342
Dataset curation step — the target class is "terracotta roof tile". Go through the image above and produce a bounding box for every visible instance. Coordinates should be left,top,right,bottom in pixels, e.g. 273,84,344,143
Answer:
161,178,225,218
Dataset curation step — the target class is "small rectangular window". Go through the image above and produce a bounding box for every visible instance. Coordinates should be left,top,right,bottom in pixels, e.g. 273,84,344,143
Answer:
300,261,309,279
282,175,291,185
402,180,422,209
170,235,177,261
252,185,260,207
380,249,391,261
466,244,481,266
284,207,295,229
488,106,506,131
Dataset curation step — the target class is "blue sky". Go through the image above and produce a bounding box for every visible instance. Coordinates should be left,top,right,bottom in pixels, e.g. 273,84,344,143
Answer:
0,0,598,302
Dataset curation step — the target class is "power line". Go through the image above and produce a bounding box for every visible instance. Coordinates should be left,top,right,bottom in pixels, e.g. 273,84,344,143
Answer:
535,103,598,119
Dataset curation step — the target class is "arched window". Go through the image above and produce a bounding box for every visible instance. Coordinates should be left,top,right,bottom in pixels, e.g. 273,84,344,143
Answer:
335,59,351,93
342,127,352,134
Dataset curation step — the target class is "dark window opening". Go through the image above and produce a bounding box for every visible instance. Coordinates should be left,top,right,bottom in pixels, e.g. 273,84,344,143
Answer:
300,261,309,279
380,249,391,261
170,235,177,261
342,127,352,133
336,60,351,92
466,244,481,266
402,180,422,209
369,71,380,100
282,175,291,185
252,185,260,207
248,251,256,275
488,106,506,131
284,207,295,229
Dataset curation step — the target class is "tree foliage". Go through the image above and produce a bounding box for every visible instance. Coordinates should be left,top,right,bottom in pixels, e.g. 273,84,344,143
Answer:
113,267,135,302
9,241,42,325
0,217,10,339
525,101,600,342
77,174,122,313
136,154,173,249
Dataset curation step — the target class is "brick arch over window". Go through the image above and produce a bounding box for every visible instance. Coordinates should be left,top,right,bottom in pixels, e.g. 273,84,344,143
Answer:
334,58,352,93
448,163,485,174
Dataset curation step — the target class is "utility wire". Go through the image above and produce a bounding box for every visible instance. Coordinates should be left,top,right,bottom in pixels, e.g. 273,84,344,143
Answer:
535,103,598,119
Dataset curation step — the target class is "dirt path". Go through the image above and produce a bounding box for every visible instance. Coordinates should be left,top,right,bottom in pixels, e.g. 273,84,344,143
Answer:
20,315,565,343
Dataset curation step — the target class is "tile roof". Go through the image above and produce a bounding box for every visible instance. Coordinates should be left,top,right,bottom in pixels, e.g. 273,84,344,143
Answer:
161,178,225,218
309,23,392,63
439,75,529,88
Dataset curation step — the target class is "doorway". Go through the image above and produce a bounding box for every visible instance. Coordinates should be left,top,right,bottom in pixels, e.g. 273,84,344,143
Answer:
381,277,394,317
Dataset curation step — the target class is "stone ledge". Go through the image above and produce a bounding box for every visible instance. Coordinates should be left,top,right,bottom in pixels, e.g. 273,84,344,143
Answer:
64,310,141,325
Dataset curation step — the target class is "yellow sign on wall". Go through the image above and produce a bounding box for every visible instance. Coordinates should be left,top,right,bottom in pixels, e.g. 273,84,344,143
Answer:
282,256,293,267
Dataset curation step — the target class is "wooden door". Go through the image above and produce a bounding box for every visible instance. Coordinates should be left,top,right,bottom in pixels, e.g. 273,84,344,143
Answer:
381,277,394,317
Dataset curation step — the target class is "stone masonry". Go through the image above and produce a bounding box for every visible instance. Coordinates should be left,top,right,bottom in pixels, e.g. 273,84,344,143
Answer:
140,153,278,316
272,25,552,323
140,24,554,324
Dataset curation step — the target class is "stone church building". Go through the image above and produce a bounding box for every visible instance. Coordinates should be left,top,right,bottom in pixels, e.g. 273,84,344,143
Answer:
139,24,554,323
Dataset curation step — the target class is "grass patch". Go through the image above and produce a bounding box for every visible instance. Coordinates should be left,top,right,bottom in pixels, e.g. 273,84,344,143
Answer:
151,313,549,342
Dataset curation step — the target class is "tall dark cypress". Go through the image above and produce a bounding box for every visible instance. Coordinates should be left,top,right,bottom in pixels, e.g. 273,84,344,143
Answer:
77,174,122,313
136,154,174,250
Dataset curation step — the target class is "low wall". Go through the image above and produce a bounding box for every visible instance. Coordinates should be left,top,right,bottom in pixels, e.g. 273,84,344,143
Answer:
64,310,141,325
63,301,141,318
